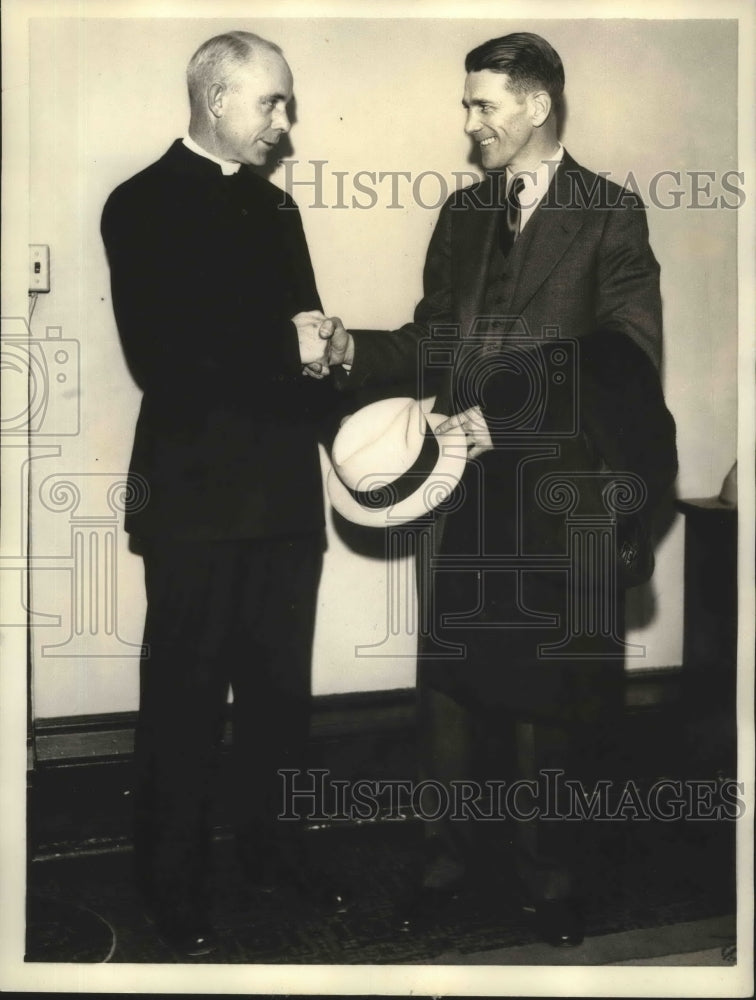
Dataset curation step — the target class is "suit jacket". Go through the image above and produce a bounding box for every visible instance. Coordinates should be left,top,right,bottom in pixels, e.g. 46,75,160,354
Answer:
347,151,662,375
102,140,337,540
341,152,678,720
344,151,675,518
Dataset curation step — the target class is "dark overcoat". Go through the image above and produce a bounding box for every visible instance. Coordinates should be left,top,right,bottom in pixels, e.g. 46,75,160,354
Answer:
343,152,678,723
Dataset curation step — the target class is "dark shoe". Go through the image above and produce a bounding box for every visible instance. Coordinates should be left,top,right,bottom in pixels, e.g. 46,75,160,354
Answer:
292,868,352,913
532,898,585,948
156,918,219,958
239,851,350,912
238,853,279,893
237,838,295,893
398,834,467,933
144,902,219,958
398,880,463,933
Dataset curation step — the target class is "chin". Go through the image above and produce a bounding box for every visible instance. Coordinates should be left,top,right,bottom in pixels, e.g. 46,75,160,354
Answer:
481,151,503,171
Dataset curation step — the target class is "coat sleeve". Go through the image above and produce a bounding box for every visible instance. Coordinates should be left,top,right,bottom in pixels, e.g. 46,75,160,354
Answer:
578,328,677,513
340,198,454,394
593,194,663,370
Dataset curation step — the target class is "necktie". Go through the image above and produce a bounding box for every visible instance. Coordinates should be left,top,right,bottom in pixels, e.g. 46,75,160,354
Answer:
498,176,525,257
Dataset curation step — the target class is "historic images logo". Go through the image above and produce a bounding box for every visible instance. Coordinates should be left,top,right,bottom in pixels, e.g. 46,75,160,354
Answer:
1,316,146,656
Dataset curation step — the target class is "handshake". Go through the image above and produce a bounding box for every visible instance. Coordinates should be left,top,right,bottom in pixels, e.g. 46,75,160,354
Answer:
292,310,354,379
292,310,493,456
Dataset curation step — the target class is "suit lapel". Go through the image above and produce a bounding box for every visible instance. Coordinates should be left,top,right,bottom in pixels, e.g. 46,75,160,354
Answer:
508,154,587,317
452,154,591,333
453,173,500,337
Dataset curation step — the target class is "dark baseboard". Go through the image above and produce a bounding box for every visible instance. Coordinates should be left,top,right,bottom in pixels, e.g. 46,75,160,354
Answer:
29,669,735,861
31,687,416,767
28,688,416,860
30,669,681,766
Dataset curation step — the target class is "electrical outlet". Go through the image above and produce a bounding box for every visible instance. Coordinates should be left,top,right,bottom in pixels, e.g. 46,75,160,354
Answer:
29,244,51,293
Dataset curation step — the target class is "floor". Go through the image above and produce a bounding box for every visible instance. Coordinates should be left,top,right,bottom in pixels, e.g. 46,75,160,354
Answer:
26,813,737,967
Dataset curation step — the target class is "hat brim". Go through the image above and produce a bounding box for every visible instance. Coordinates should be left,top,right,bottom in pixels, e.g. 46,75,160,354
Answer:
326,412,469,528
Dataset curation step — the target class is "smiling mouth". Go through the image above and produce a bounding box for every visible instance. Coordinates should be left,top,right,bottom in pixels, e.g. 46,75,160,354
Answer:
480,136,496,147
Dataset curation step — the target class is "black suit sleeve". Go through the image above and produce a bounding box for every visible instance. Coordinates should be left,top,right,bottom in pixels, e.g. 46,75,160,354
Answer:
101,182,316,407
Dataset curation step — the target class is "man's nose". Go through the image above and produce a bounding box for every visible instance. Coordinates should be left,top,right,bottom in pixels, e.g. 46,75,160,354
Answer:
273,107,290,133
464,110,480,135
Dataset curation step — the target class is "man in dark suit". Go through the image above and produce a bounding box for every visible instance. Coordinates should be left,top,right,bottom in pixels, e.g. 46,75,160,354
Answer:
323,32,677,946
101,31,339,957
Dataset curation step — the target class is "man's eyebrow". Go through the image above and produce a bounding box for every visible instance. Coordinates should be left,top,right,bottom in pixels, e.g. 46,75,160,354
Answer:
462,97,495,109
263,92,289,103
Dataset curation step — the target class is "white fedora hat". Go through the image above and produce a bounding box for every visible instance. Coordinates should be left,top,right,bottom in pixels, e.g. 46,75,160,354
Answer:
327,397,468,527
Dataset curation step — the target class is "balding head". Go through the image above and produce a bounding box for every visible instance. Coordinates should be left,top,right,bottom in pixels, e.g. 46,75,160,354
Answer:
186,31,293,166
187,31,283,112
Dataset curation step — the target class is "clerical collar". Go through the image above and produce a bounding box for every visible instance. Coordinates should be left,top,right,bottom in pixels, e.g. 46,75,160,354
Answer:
182,135,241,176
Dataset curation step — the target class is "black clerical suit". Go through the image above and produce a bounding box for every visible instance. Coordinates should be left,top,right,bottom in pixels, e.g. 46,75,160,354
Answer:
101,140,335,923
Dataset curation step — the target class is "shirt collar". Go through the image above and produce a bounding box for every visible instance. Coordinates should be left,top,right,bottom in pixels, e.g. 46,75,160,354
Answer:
182,135,241,176
506,142,564,203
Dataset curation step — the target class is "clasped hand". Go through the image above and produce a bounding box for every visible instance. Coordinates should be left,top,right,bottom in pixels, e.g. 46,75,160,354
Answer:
292,310,351,379
436,406,494,459
292,312,492,457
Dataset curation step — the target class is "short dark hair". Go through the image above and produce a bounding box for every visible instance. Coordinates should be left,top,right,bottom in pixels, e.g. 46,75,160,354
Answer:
465,32,565,103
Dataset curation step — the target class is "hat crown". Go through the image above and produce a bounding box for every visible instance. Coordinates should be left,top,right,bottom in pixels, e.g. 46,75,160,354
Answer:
327,397,467,528
332,398,426,491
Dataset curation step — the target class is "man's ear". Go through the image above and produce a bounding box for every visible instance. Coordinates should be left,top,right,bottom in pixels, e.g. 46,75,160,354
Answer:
208,82,226,120
529,89,552,128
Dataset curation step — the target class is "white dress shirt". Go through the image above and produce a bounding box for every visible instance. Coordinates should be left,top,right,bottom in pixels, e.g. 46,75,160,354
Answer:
508,143,564,233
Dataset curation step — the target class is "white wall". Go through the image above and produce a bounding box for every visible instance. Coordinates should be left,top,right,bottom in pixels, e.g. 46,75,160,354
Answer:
15,15,738,717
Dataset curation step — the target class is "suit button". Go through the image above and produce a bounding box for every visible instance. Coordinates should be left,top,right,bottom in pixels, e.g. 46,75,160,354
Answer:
241,208,248,216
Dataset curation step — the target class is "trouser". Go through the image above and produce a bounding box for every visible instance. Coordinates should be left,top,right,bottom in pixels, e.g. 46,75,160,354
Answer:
416,684,620,901
132,532,323,915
